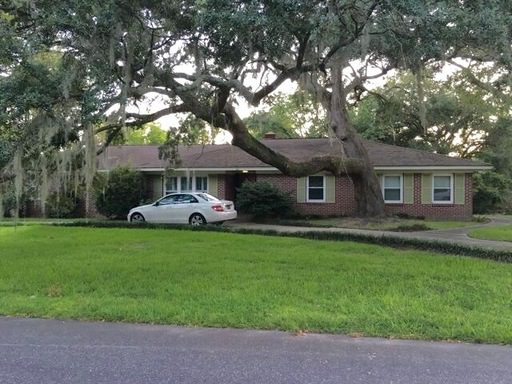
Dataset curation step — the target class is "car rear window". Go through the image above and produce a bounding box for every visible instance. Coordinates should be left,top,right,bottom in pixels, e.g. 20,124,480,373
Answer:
197,193,221,202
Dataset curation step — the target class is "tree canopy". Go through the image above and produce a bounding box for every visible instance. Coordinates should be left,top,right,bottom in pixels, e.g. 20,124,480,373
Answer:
2,0,512,215
244,91,328,139
351,68,510,158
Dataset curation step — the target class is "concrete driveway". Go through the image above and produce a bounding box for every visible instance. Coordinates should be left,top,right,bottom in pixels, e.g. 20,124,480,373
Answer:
226,216,512,252
1,317,511,384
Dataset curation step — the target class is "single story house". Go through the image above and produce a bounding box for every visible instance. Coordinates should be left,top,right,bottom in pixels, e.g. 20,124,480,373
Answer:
97,137,492,219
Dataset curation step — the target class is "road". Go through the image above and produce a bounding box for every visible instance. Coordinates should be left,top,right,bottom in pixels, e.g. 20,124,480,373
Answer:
0,317,510,383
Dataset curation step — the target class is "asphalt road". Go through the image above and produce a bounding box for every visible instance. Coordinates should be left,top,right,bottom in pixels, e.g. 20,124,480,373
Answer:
0,317,510,384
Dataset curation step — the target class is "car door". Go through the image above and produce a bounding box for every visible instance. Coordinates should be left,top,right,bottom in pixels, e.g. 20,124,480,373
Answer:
151,195,179,223
172,194,200,223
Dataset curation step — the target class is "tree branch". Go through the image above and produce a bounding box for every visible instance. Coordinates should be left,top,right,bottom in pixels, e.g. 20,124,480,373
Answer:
223,103,364,177
447,59,511,103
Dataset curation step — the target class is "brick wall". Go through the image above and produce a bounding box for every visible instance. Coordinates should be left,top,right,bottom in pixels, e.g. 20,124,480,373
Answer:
254,172,474,219
384,173,473,219
217,174,227,199
256,174,357,216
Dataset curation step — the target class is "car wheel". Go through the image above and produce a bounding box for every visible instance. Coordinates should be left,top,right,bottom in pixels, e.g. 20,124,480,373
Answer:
130,212,145,223
189,213,207,226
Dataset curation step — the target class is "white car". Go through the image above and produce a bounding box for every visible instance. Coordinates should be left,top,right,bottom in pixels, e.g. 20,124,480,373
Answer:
127,192,237,225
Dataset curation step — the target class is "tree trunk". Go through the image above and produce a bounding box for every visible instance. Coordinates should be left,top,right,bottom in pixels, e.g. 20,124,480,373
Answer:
172,66,385,217
415,65,428,135
330,67,385,217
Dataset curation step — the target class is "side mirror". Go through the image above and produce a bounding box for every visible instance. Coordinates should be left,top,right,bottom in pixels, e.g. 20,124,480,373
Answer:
153,201,160,207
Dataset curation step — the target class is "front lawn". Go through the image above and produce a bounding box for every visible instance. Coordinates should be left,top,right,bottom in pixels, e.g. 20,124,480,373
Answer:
469,225,512,242
0,226,511,344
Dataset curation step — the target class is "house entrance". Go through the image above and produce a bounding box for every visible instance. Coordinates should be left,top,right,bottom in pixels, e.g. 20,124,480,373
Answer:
224,172,256,202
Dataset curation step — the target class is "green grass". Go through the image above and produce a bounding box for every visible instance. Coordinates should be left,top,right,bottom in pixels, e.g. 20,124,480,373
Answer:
279,217,478,231
0,218,109,226
469,225,512,242
1,226,511,344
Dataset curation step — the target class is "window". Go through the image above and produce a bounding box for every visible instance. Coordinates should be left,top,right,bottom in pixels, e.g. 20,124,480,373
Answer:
433,175,453,203
166,177,178,194
196,177,208,192
158,194,179,205
197,193,220,202
165,175,209,194
307,176,325,202
178,194,198,204
180,176,193,191
382,175,402,203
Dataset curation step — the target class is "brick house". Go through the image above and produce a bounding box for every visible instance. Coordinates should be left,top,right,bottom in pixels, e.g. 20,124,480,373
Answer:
97,138,491,219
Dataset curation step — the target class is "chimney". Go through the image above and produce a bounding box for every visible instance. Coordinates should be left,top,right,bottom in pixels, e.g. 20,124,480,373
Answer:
263,132,277,139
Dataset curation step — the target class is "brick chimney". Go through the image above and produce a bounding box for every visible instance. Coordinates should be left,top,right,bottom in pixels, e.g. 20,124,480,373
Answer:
263,132,277,139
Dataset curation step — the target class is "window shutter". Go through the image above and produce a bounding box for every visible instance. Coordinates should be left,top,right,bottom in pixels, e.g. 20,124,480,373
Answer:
454,174,465,205
297,177,306,203
154,175,163,199
207,175,218,196
421,174,432,204
325,176,335,203
403,174,414,204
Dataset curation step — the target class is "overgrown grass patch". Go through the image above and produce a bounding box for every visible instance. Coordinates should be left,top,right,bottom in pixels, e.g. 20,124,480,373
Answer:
469,225,512,242
0,226,511,344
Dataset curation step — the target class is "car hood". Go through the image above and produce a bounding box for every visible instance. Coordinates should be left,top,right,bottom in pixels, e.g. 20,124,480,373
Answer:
129,203,154,212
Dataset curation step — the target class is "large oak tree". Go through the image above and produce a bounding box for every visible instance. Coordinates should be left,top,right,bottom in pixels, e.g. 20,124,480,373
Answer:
1,0,509,216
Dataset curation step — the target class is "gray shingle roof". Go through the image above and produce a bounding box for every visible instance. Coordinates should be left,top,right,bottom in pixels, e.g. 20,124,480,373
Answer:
97,138,490,171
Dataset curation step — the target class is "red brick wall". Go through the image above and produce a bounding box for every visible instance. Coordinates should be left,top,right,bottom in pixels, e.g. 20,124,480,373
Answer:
254,173,474,219
256,174,357,216
384,173,473,219
217,174,227,199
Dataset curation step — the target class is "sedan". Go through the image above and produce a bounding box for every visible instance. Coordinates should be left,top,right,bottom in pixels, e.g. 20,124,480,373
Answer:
127,192,237,225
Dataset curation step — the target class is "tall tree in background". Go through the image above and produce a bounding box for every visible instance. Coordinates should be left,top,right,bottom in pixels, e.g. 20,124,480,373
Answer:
244,92,328,139
115,123,167,145
2,1,512,216
351,68,507,158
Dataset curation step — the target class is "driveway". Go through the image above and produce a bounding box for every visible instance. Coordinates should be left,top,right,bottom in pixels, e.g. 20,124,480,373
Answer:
226,217,512,252
1,317,511,384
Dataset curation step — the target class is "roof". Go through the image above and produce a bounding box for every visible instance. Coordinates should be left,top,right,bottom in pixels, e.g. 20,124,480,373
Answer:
97,138,491,172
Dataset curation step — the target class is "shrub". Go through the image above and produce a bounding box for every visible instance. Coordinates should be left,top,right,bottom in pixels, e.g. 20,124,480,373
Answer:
392,223,431,232
0,182,27,218
236,181,293,219
94,166,144,219
473,171,512,214
46,192,82,218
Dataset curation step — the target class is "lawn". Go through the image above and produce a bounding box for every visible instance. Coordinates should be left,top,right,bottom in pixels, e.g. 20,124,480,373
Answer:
0,226,511,344
469,225,512,242
279,217,479,231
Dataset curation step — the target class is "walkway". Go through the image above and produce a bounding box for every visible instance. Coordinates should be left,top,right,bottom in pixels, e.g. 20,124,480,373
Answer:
226,216,512,252
1,317,510,384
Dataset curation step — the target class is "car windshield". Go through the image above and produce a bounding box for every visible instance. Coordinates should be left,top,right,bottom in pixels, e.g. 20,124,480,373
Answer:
196,193,221,202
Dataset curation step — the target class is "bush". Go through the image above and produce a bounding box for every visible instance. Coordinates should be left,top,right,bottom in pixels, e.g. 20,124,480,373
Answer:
473,171,512,214
236,181,293,219
392,223,431,232
94,167,144,219
0,189,15,218
0,182,27,218
46,192,82,218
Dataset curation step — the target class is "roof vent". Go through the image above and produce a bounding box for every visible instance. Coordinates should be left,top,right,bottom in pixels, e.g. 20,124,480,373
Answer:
263,132,277,139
